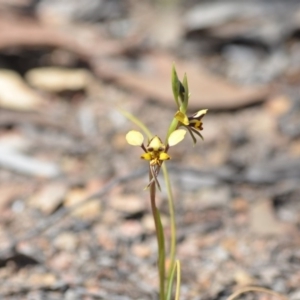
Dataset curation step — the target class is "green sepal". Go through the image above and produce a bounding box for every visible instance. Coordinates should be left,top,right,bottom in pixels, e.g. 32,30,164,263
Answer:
182,73,189,113
178,82,185,108
171,64,180,109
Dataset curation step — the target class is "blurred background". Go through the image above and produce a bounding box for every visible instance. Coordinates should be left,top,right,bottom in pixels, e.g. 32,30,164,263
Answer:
0,0,299,299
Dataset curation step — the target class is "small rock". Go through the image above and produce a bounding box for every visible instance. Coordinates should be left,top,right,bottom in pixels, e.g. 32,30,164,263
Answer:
265,95,292,116
118,220,143,239
249,199,289,236
234,269,256,286
50,252,74,271
196,186,231,209
29,183,67,214
95,226,116,251
131,243,151,258
0,148,61,178
109,194,144,215
231,198,249,212
53,232,78,251
64,188,101,220
177,236,200,257
0,132,31,152
289,140,300,158
28,273,57,287
290,290,300,300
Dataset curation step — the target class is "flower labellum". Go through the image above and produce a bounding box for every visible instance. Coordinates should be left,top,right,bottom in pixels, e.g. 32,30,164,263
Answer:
188,109,208,130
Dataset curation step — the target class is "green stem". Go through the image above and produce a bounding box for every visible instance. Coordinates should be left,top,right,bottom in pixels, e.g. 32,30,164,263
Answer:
166,118,179,144
162,164,177,295
149,168,165,300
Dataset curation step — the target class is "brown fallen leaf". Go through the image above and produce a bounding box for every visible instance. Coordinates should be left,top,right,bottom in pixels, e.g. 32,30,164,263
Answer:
0,17,140,59
95,52,268,110
26,67,92,93
0,69,44,110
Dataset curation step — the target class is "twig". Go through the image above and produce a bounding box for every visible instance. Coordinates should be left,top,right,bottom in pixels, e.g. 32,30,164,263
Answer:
227,286,288,300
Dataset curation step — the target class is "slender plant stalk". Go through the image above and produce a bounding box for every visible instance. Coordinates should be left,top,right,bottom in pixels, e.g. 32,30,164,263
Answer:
120,109,152,139
166,118,179,143
124,65,208,299
175,260,181,300
162,164,177,292
149,168,165,300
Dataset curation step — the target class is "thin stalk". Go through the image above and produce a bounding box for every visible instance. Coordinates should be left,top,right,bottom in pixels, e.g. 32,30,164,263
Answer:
165,261,176,300
120,109,152,139
162,164,177,294
166,118,179,144
175,260,181,300
149,168,165,300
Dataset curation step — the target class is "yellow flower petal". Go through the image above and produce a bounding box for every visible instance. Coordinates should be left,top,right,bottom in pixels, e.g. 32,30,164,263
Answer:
193,109,208,119
174,111,189,125
159,152,170,161
168,129,186,146
141,153,152,160
126,130,144,146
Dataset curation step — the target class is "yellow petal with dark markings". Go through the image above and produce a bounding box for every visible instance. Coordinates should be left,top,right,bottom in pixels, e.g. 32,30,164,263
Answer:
141,153,152,160
174,111,189,125
148,136,164,151
159,152,170,161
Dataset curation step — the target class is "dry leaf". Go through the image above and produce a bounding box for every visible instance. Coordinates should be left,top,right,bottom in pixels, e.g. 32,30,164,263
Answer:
0,69,44,110
26,67,92,93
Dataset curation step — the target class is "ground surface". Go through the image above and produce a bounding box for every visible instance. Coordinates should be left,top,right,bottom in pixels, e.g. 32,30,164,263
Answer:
0,1,299,299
